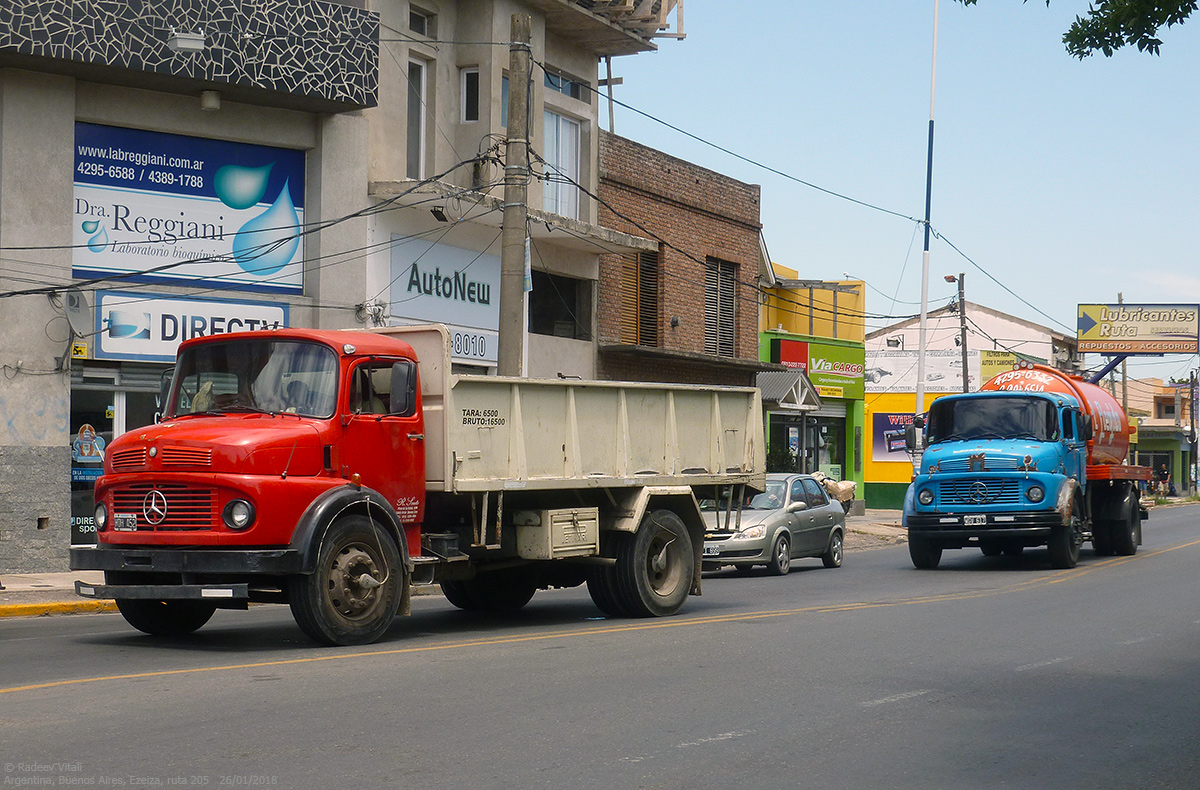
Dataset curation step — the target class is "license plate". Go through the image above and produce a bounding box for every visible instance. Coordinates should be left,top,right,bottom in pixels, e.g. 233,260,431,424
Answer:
703,544,721,556
113,513,138,531
964,514,986,526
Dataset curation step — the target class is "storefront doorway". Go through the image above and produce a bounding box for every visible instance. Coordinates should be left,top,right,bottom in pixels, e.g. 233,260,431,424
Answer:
70,365,162,544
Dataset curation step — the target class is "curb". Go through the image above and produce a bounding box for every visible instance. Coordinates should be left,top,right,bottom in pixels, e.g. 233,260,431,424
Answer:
0,600,118,619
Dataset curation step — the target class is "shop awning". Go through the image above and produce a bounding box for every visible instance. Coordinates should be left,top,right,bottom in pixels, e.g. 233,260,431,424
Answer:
757,370,822,412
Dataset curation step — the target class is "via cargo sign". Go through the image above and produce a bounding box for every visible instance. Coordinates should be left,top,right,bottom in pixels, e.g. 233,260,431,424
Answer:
1077,304,1199,354
770,338,864,399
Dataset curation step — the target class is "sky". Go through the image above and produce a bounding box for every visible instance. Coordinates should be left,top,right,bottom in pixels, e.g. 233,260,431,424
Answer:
605,1,1200,382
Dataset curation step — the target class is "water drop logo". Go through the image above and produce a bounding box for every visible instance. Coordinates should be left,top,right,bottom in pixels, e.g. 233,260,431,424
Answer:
81,220,109,253
214,164,300,277
214,164,273,210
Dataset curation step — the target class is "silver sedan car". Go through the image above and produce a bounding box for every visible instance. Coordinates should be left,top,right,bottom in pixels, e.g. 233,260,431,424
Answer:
702,473,845,575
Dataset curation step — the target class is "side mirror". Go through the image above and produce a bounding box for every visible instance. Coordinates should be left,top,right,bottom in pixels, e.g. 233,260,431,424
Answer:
157,367,175,421
905,416,924,452
786,501,808,513
389,361,418,416
1081,414,1094,441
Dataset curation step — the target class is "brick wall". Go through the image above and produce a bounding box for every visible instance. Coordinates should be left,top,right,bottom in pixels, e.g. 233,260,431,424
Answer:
597,132,762,383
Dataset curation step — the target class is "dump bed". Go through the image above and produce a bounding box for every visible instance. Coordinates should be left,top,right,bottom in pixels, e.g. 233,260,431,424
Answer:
372,325,766,493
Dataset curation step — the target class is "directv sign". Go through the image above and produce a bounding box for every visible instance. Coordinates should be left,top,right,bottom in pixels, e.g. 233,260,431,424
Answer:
94,290,289,362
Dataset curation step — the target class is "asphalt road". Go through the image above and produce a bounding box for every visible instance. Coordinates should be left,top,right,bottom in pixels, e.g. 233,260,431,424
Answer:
3,504,1199,790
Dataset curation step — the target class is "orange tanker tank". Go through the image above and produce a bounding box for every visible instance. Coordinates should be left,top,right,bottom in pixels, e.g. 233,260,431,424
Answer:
979,363,1130,466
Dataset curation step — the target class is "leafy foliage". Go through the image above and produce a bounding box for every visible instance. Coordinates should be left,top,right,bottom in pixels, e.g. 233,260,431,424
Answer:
958,0,1198,58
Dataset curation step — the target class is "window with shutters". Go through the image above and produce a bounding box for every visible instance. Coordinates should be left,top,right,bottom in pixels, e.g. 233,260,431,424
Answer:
704,257,737,357
620,250,659,346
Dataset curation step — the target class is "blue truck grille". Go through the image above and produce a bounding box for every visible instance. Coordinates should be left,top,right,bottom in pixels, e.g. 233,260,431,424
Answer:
940,478,1021,506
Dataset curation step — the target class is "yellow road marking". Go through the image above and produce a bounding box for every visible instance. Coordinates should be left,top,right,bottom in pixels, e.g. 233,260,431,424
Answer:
4,537,1197,697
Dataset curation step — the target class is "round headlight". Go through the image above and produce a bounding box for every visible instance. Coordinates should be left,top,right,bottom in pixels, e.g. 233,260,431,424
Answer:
918,488,935,506
94,502,108,532
222,499,256,530
1026,485,1045,503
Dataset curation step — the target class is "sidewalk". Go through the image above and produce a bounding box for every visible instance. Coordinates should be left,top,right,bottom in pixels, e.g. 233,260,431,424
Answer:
0,511,913,619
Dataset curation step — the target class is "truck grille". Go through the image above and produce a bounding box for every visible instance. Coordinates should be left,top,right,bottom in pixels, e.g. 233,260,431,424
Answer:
941,478,1021,506
110,447,147,471
111,484,216,531
161,446,213,467
936,456,1019,473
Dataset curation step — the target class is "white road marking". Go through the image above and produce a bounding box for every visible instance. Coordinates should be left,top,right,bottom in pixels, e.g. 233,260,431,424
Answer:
861,690,932,707
1015,657,1072,672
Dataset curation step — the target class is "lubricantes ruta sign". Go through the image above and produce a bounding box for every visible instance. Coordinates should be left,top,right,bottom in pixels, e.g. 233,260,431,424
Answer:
1077,304,1199,354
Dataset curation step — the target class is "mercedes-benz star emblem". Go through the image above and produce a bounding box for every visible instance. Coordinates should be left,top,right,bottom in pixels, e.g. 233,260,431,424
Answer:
967,481,995,505
143,489,169,525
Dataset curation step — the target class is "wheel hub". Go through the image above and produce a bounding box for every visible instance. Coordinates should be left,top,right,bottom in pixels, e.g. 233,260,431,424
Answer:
327,545,381,615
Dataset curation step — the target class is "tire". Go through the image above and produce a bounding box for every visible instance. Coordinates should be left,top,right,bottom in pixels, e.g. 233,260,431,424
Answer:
441,570,537,612
766,533,791,576
909,535,942,569
114,599,216,636
980,542,1003,557
106,571,216,636
613,509,694,617
1092,520,1114,556
821,530,844,568
1048,511,1083,569
587,532,633,617
1002,543,1024,556
288,515,403,646
1111,505,1140,556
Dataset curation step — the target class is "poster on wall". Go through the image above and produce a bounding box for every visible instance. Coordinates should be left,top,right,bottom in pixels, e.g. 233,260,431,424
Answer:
872,412,917,463
73,123,305,293
389,237,501,366
864,349,981,393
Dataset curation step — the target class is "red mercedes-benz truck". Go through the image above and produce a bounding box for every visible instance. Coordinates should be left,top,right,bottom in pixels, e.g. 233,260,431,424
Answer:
71,325,765,645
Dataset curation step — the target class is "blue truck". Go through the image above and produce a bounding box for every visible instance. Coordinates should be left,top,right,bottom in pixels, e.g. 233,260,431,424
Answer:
904,362,1151,569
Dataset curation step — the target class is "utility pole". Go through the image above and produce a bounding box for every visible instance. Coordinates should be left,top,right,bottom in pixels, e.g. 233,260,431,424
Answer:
956,273,967,392
498,14,532,377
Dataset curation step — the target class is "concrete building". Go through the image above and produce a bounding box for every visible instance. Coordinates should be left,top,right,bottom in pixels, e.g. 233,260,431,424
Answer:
0,0,684,572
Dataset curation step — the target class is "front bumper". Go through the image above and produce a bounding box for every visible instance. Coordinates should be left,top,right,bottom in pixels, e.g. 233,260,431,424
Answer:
906,511,1061,547
702,534,769,565
70,545,303,601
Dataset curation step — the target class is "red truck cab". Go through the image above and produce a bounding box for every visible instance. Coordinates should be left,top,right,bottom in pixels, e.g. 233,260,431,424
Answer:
73,329,425,644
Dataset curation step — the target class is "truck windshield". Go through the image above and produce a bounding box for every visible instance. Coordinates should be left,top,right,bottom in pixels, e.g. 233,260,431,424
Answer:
167,339,339,419
925,396,1058,444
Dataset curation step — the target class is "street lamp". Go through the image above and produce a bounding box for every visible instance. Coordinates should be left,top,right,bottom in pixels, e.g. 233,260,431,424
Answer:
944,273,967,392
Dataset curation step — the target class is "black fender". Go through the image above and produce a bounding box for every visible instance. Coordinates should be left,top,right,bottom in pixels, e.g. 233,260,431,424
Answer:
290,484,411,574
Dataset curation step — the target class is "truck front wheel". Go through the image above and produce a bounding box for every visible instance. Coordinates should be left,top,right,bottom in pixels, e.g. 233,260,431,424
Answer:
908,535,942,569
289,516,403,646
115,599,216,636
1048,512,1083,569
614,510,694,617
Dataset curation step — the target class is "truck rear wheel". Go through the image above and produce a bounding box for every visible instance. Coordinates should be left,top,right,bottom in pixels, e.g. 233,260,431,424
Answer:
440,570,537,612
1048,512,1083,569
115,599,217,636
587,532,633,617
1111,505,1140,556
613,509,694,617
289,516,403,646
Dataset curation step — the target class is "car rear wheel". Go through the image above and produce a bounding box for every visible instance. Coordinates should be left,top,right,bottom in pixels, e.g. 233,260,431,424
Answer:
822,530,843,568
766,534,791,576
